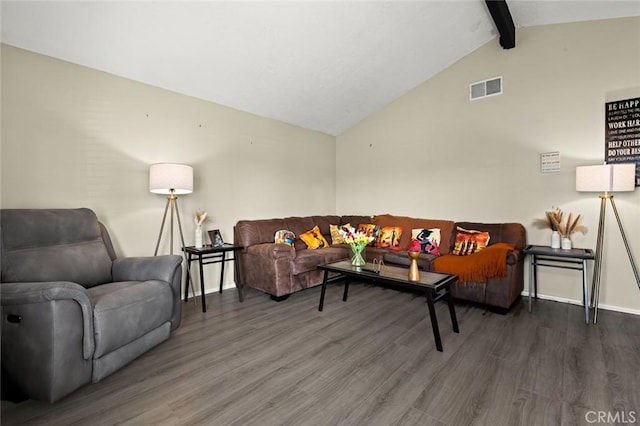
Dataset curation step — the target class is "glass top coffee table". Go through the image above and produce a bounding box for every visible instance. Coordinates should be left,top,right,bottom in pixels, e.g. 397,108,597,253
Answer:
317,259,459,352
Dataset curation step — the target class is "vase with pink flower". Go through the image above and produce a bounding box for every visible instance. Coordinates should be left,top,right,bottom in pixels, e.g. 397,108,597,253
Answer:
408,240,421,281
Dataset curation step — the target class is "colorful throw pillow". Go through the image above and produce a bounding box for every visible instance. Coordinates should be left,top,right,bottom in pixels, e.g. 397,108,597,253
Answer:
411,228,441,255
330,223,351,245
299,225,330,249
375,226,403,250
452,227,490,256
274,229,295,246
356,223,379,246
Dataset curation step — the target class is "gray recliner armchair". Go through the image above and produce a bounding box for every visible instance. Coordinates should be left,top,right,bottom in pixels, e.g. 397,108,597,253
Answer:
1,208,183,402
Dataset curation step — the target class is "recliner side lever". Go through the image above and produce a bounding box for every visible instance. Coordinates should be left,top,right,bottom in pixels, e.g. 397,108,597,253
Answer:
7,314,21,323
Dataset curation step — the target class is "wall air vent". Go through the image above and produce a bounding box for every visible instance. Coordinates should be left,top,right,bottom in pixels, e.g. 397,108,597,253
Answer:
469,76,503,101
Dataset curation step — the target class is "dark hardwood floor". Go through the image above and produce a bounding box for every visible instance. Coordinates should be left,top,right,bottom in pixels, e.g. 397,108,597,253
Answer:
2,282,639,425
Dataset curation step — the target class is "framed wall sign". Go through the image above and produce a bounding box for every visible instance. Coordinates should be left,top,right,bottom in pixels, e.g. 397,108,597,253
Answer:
605,96,640,186
540,151,560,173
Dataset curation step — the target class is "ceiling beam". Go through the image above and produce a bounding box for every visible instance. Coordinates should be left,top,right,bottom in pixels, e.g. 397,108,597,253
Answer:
485,0,516,49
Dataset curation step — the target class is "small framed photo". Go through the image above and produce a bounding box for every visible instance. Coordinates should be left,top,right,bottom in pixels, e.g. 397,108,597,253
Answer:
208,229,224,247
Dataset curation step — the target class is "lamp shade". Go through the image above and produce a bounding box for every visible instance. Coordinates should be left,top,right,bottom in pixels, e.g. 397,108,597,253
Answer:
149,163,193,195
575,163,636,193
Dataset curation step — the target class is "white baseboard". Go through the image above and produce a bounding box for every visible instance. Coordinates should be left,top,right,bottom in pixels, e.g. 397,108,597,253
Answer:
521,291,640,316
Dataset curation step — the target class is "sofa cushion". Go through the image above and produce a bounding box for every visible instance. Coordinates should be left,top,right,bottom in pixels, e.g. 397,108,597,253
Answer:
372,214,455,254
235,218,289,248
88,281,173,358
1,208,114,287
434,243,516,282
375,226,403,249
329,223,350,245
411,228,441,255
299,225,330,249
455,222,527,251
362,246,389,263
283,216,339,241
2,241,114,288
340,215,372,229
356,223,379,246
290,247,350,275
274,230,296,246
452,227,491,256
383,250,437,270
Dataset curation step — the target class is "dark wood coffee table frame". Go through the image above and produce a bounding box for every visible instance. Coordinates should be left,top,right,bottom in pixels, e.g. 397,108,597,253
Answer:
317,260,459,352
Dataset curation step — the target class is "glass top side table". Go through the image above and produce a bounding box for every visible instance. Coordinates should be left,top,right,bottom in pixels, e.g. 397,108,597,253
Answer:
182,243,244,312
523,244,595,324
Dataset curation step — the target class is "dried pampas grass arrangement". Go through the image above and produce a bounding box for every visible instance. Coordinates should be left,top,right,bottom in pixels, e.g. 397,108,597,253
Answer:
195,210,208,226
533,207,588,238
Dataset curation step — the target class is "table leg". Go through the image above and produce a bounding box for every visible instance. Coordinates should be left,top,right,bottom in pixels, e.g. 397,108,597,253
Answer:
199,253,206,313
533,255,538,299
219,252,226,293
342,277,350,302
318,270,329,312
446,289,459,333
426,292,443,352
184,253,193,302
234,252,244,302
582,259,589,324
528,255,534,312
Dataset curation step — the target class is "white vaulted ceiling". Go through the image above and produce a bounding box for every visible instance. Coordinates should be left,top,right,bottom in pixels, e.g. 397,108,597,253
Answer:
2,1,639,136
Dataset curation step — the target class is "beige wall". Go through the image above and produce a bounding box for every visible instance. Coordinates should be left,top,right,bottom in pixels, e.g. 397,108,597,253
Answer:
337,17,640,313
1,44,336,294
2,17,639,313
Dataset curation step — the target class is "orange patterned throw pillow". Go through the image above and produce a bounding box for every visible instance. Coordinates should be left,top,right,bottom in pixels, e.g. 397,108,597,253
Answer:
299,225,330,249
356,223,380,246
329,223,351,245
452,227,490,256
375,226,403,249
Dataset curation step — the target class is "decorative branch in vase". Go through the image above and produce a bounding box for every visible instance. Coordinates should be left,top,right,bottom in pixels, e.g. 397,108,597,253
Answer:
533,207,587,249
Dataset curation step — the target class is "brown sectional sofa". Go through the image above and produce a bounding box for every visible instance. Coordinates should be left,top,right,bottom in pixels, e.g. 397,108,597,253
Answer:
234,214,526,310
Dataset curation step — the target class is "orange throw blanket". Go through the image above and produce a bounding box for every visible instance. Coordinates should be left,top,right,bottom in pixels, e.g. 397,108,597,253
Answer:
433,242,516,282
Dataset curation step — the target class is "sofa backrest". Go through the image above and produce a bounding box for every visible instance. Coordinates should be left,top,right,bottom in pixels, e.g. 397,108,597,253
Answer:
0,208,115,287
234,215,373,249
236,216,343,250
372,214,456,254
453,222,527,251
339,216,372,230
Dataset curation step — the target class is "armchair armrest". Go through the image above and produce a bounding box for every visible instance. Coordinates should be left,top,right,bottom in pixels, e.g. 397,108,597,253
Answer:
1,281,94,359
506,249,523,265
248,243,296,259
112,255,182,283
112,255,183,330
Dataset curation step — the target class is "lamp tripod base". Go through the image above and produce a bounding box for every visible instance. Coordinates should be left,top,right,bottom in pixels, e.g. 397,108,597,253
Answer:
590,194,640,324
154,191,197,307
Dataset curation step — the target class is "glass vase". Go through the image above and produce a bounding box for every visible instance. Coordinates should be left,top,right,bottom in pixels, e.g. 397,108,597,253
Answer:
350,244,366,267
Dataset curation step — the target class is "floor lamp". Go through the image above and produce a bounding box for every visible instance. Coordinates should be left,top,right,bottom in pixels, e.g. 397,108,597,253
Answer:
150,163,197,303
575,163,639,324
